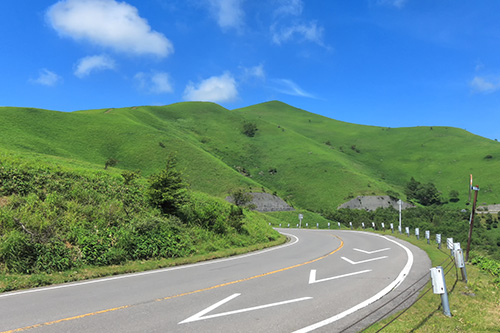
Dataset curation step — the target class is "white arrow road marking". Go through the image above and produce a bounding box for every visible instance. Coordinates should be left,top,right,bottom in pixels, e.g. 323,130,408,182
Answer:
341,256,388,265
353,247,390,254
294,234,414,333
179,293,312,324
308,269,371,284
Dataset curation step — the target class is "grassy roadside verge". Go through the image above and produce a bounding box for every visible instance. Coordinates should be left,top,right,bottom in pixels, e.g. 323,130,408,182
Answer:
363,230,500,332
0,234,287,293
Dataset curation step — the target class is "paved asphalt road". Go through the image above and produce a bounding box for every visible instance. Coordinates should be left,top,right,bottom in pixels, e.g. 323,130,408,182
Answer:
0,229,430,332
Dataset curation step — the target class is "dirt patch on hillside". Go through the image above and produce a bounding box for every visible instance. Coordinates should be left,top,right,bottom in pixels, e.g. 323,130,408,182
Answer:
338,196,414,212
478,204,500,214
226,192,294,212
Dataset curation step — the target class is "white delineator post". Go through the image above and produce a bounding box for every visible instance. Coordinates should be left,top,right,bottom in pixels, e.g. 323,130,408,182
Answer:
398,199,402,232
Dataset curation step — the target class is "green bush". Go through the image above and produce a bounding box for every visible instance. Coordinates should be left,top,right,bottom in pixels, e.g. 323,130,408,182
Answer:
242,122,258,137
180,192,244,234
0,230,37,273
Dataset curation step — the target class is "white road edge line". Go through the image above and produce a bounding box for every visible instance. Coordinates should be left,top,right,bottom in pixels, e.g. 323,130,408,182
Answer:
179,293,313,324
293,233,414,333
0,233,299,299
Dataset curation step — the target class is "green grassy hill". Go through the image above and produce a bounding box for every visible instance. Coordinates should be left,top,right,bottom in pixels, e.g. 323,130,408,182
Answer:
1,101,499,211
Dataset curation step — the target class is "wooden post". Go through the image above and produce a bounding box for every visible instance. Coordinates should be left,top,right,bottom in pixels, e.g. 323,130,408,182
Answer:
465,186,479,262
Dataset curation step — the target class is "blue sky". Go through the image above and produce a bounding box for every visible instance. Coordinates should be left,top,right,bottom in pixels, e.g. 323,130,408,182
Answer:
2,0,500,140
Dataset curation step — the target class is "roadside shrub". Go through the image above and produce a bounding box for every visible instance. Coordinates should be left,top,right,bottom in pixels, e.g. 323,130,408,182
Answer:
118,216,194,260
180,192,245,234
0,155,275,275
0,230,37,273
34,240,74,273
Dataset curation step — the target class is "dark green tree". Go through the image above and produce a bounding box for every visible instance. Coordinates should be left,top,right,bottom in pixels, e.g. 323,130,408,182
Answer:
242,122,258,137
405,177,442,206
404,177,421,201
416,182,441,206
147,156,188,215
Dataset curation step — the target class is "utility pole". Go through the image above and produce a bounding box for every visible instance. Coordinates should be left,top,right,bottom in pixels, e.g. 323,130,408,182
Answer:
465,184,479,262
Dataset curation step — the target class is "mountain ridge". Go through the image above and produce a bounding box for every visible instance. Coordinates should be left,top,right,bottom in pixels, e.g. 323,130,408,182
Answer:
1,101,499,211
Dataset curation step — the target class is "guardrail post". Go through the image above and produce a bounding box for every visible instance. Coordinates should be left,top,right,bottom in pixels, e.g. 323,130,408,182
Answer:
455,248,467,283
453,243,468,283
430,266,452,317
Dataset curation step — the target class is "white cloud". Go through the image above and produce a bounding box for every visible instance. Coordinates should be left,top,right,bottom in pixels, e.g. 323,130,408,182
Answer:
270,0,326,47
183,72,238,102
135,72,173,94
46,0,173,57
271,78,315,98
271,21,324,46
30,69,62,86
243,64,265,80
74,54,116,78
470,76,500,94
274,0,303,17
376,0,407,9
207,0,244,30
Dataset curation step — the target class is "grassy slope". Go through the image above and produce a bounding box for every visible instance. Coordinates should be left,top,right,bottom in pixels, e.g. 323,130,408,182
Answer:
236,101,500,206
1,101,500,211
0,105,260,197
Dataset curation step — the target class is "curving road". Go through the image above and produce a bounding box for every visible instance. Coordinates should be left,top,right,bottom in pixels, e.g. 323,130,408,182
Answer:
0,229,430,332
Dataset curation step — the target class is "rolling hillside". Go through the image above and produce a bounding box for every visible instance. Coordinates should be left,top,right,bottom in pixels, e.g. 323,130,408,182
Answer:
1,101,499,211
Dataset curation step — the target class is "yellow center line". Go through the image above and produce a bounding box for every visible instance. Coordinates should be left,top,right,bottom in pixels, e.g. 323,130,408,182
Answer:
2,234,343,333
